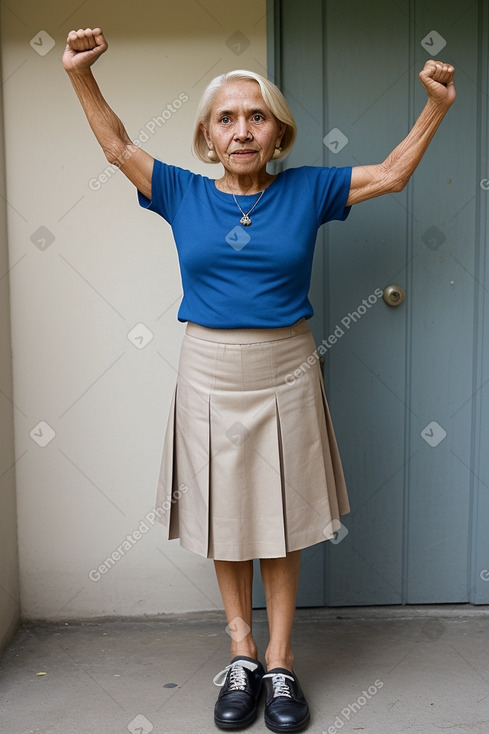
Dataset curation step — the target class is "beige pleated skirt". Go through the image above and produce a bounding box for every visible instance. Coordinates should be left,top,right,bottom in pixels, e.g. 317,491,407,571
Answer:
154,317,350,561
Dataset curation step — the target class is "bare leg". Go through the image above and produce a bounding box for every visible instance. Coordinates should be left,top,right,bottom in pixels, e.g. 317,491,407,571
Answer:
214,559,259,660
260,550,301,671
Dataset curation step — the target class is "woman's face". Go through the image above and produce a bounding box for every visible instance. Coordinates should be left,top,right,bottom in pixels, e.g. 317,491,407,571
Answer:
201,80,286,176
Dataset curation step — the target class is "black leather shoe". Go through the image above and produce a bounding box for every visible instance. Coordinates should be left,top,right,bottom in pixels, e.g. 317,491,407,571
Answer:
213,655,265,729
262,668,310,732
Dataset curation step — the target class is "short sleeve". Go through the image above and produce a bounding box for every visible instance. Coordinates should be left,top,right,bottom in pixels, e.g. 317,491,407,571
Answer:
137,158,194,224
304,166,352,226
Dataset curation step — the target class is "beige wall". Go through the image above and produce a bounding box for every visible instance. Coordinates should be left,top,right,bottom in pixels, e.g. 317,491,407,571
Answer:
0,16,20,651
1,0,266,620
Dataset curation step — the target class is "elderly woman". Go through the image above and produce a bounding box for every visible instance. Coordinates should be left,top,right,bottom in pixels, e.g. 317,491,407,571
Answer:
62,28,455,733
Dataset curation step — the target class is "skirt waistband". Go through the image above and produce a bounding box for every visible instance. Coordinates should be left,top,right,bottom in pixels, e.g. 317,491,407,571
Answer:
185,318,310,344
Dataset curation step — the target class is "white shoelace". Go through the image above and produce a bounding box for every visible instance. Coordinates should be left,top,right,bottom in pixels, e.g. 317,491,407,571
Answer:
262,672,294,698
213,660,257,689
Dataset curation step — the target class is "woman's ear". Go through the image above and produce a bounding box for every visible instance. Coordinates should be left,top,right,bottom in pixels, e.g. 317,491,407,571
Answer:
200,122,212,149
276,121,287,148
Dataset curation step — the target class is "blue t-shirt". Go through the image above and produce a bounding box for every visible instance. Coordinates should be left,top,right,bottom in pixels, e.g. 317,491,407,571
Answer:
138,159,352,328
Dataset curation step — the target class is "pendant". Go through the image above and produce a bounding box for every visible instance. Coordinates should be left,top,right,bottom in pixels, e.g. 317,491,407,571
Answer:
240,214,252,226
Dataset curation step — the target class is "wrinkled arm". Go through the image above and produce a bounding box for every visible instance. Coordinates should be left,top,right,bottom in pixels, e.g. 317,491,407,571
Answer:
346,60,455,206
63,28,153,198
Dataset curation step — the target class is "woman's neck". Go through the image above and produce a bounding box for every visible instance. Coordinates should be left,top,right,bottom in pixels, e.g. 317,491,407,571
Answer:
215,169,276,195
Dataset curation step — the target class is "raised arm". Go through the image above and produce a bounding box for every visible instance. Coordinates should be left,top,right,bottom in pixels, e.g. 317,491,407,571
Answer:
346,60,456,206
62,28,153,199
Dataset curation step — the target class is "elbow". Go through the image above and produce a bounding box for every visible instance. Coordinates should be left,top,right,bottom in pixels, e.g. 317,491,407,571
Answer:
390,176,409,193
380,159,410,194
385,163,410,193
104,140,132,167
104,144,124,167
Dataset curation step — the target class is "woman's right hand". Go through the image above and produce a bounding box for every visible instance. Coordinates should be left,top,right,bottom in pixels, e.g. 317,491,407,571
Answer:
62,27,108,74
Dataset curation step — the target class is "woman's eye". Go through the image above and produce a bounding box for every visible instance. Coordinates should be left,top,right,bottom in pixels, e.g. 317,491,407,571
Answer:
252,114,264,122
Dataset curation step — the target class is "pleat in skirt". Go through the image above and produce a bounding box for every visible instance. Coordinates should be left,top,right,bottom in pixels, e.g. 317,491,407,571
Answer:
154,317,350,561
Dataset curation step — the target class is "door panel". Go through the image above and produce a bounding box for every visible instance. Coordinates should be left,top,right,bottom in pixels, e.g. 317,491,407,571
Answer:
407,2,479,602
253,0,489,607
320,0,410,605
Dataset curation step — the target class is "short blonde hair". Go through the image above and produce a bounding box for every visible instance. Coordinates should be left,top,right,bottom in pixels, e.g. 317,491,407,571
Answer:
192,70,297,164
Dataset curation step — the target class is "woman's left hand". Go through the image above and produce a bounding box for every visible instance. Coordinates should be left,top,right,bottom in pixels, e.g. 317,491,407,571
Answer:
419,60,456,107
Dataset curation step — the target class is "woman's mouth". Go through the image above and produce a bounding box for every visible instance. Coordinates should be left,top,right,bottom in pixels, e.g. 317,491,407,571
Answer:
231,150,258,158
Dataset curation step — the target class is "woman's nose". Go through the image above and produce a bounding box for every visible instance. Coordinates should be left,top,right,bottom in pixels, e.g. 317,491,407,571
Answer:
234,120,252,140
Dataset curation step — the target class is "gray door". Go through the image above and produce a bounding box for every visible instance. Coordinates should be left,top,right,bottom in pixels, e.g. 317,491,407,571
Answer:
254,0,489,606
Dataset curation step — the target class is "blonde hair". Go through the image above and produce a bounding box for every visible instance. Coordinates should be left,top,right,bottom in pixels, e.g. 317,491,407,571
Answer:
192,70,297,164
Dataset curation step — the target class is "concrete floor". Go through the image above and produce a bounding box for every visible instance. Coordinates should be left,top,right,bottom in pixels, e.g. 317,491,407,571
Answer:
0,606,488,734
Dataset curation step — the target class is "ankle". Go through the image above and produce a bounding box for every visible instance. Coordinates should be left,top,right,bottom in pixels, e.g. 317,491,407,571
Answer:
265,651,294,672
231,637,259,662
231,647,259,661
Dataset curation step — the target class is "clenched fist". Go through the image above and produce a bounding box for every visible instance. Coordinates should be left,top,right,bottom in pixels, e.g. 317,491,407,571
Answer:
62,27,108,73
419,60,456,107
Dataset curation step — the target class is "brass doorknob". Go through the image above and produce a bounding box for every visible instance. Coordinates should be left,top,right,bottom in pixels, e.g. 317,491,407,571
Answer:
382,284,406,307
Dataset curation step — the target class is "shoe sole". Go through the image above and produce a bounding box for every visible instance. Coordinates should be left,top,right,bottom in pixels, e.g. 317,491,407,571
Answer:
264,711,311,733
214,706,259,730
